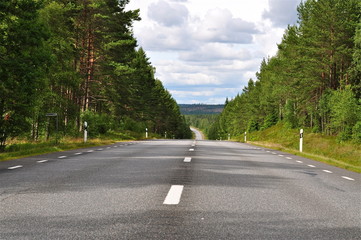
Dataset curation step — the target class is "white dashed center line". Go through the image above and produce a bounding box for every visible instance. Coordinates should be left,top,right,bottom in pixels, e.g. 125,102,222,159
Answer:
296,160,303,163
184,157,192,163
323,170,333,173
75,152,82,155
37,160,48,163
286,157,292,160
189,149,194,152
8,165,23,170
58,156,67,159
87,150,94,152
163,185,184,205
308,165,316,168
278,155,284,157
342,176,355,181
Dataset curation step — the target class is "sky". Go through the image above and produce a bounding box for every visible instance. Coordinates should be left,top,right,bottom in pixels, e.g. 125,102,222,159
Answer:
125,0,303,104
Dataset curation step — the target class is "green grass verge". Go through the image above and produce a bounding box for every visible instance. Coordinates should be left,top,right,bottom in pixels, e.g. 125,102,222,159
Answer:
0,131,140,162
235,122,361,173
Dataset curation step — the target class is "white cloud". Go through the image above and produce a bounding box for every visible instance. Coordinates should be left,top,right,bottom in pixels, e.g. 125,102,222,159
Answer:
148,0,189,27
179,43,252,62
193,8,259,44
262,0,300,28
126,0,303,103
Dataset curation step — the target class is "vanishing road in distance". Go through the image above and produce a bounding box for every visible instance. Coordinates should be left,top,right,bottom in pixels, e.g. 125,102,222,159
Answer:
1,138,360,239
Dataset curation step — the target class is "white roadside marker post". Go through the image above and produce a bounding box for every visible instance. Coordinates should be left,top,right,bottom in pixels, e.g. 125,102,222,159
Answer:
244,132,247,143
228,133,230,141
146,128,148,139
84,121,88,143
300,129,303,152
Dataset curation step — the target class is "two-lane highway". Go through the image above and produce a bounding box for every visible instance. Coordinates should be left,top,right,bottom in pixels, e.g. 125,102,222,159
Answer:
1,140,360,239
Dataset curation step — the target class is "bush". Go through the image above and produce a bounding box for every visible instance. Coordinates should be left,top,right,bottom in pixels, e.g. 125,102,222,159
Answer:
352,121,361,143
81,111,113,136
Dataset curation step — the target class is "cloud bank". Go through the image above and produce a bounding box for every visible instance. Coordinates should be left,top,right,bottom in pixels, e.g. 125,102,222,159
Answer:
127,0,302,104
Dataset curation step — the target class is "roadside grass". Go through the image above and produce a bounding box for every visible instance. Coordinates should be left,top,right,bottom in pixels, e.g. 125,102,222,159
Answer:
0,131,139,162
239,122,361,173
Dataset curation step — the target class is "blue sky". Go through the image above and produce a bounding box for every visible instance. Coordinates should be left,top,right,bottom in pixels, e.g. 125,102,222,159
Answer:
126,0,302,104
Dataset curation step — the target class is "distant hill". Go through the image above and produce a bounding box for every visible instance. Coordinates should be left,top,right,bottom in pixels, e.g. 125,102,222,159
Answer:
179,104,224,115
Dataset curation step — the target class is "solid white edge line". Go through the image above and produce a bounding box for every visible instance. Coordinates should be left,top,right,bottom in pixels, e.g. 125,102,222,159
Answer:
323,170,333,173
8,165,23,170
37,160,48,163
342,176,355,181
184,157,192,163
163,185,184,205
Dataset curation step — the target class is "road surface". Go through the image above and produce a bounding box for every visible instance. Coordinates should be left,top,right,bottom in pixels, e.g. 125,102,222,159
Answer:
1,140,360,239
190,127,204,140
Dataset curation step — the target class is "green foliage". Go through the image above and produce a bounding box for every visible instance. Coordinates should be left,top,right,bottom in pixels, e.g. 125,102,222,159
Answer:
329,86,360,135
0,0,51,150
209,0,360,143
0,0,191,150
352,121,361,143
185,114,219,138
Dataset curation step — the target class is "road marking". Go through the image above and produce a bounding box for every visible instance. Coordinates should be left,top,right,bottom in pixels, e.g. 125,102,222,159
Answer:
107,147,111,149
75,152,82,155
184,157,192,163
113,146,118,148
8,165,23,170
307,165,316,168
271,152,277,154
323,170,332,173
278,154,284,157
189,149,194,151
286,157,292,160
87,150,94,153
342,176,355,181
58,156,67,159
37,160,48,163
296,160,303,163
97,148,103,151
266,151,270,152
163,185,184,205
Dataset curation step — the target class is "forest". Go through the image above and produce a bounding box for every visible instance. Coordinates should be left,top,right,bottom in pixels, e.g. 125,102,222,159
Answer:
0,0,192,151
209,0,361,143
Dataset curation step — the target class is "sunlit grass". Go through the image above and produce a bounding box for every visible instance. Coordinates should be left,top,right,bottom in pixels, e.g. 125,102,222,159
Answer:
245,123,361,173
0,131,138,162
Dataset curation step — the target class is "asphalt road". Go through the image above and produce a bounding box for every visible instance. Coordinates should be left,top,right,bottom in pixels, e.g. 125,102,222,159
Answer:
190,127,204,140
1,140,360,239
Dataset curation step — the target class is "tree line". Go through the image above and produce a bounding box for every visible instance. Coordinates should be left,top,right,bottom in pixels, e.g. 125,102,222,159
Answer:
0,0,191,151
209,0,361,142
